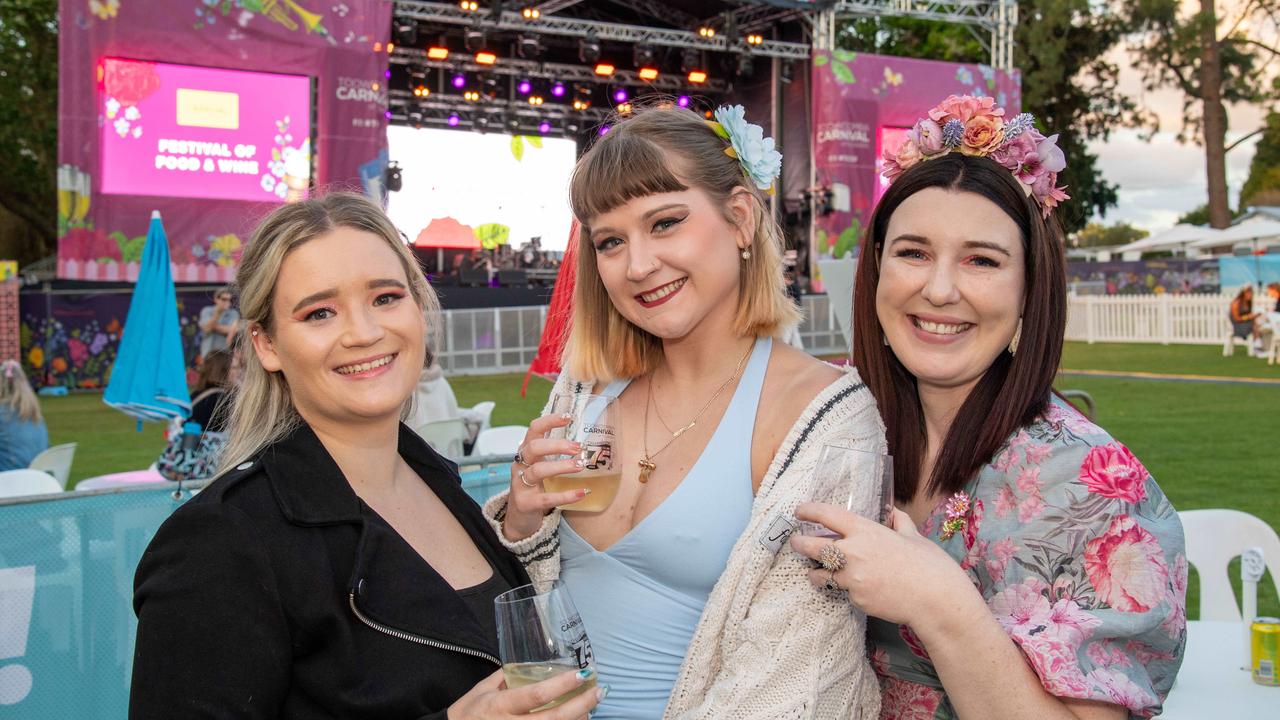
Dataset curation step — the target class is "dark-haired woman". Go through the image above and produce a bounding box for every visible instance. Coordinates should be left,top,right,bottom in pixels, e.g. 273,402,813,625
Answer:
791,96,1186,719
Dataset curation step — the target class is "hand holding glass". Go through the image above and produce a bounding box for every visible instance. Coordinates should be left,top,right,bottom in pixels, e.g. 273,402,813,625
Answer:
495,582,598,711
539,393,621,512
798,444,894,536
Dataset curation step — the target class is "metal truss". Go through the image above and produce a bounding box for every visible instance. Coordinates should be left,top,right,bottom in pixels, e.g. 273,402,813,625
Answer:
828,1,1017,69
389,48,730,92
388,89,613,129
393,1,812,59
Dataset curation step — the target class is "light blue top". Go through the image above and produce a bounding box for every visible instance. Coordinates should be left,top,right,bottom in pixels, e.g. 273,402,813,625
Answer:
0,405,49,472
559,336,771,719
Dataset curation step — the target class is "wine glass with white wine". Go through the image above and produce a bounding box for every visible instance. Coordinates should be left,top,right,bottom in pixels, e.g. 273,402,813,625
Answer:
494,582,597,711
539,392,621,512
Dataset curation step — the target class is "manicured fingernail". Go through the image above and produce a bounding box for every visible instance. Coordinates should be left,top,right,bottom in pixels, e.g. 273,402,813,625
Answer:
572,442,583,452
597,684,611,700
562,413,573,421
574,459,585,468
580,488,592,496
576,667,595,681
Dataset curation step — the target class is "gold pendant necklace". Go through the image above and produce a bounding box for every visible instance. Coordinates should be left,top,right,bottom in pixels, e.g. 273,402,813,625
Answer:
639,340,755,483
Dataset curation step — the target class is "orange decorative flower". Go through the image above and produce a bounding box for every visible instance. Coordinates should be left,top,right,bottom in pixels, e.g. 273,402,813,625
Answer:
960,115,1005,156
51,357,68,373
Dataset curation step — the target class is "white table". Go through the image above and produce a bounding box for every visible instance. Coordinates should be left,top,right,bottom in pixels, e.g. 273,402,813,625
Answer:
74,469,168,491
1162,621,1276,718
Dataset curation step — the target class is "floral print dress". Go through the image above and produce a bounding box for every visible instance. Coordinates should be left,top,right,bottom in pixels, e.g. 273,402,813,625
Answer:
868,396,1187,719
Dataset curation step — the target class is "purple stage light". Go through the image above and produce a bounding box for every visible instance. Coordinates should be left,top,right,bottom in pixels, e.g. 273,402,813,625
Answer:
677,95,690,108
599,124,611,136
384,70,391,79
452,74,466,89
384,110,392,119
551,82,566,97
518,80,532,94
613,88,628,103
539,121,551,133
448,114,461,127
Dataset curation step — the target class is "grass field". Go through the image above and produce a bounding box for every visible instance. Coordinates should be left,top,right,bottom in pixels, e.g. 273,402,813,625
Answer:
37,341,1279,618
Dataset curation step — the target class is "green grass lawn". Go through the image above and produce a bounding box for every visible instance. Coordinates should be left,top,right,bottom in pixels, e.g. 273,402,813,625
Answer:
37,342,1278,618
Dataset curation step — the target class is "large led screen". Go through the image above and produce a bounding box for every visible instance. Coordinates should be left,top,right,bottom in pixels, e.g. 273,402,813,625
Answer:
387,126,576,253
98,58,312,203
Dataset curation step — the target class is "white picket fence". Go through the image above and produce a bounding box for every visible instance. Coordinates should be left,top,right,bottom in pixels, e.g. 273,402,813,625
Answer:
1065,293,1233,345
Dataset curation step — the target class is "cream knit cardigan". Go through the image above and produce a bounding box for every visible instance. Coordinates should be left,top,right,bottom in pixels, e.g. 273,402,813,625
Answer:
483,364,885,720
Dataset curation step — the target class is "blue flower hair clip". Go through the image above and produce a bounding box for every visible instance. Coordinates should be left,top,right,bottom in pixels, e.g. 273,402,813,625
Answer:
707,105,783,194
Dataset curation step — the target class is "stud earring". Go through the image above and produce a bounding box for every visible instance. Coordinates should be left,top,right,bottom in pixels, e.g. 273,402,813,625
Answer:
741,248,751,260
252,330,259,337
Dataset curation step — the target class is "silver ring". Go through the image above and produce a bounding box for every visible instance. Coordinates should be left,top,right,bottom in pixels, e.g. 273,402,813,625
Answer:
514,446,531,467
518,468,535,488
818,542,847,573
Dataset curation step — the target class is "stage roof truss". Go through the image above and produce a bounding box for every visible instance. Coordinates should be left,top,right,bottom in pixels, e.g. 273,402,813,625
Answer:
827,0,1016,69
390,48,729,91
393,1,812,59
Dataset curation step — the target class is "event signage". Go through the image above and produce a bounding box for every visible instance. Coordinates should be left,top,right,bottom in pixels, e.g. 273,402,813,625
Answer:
98,59,312,203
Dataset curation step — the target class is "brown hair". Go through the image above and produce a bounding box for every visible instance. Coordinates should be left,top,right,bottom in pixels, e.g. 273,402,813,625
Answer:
563,103,798,381
851,153,1067,501
195,349,233,394
219,192,439,472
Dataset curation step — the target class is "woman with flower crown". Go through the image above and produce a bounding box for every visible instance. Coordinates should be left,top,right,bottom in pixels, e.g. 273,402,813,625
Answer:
482,103,885,718
790,95,1186,719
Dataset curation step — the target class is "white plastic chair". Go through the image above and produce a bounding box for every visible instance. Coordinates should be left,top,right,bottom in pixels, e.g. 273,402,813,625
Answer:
472,425,528,457
1179,509,1280,621
28,442,76,489
415,418,468,459
467,401,496,434
1222,331,1251,357
0,469,64,499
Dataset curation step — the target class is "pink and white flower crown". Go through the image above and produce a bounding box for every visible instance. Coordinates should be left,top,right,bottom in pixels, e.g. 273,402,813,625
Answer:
881,95,1070,218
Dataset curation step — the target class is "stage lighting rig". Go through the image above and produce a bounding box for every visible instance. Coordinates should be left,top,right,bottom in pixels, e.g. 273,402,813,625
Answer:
394,21,418,47
521,6,540,20
681,47,700,73
475,51,497,65
427,46,450,60
633,44,655,68
688,70,708,84
386,161,403,193
464,28,486,52
638,67,659,81
517,34,542,58
594,63,615,77
697,26,716,38
735,54,754,78
579,34,600,63
459,1,478,10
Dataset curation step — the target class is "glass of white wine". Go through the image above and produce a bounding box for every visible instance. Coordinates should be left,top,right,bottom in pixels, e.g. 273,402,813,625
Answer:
494,582,597,711
539,392,621,512
798,444,894,536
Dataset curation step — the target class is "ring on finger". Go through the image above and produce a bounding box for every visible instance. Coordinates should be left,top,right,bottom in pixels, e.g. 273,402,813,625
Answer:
823,568,841,592
518,468,535,488
514,446,531,467
818,542,847,573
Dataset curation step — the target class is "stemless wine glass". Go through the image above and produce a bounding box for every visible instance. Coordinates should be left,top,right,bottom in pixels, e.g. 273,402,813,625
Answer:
798,444,894,536
494,582,597,711
540,393,621,512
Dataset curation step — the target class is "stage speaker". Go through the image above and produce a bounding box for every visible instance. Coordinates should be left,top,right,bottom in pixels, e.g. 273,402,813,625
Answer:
497,269,528,287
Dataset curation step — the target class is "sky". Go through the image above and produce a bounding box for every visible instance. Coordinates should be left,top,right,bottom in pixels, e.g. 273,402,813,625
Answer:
1086,7,1269,233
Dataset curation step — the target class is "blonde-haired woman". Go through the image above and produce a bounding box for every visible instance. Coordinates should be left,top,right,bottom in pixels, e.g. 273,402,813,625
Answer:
131,193,601,720
0,359,48,471
484,104,884,719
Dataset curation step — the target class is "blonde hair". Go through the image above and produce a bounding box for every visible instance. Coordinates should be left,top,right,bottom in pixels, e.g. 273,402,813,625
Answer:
0,360,41,423
218,192,439,473
563,103,798,382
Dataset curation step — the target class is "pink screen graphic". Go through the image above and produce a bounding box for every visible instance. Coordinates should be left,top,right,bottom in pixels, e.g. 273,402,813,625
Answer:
98,59,311,203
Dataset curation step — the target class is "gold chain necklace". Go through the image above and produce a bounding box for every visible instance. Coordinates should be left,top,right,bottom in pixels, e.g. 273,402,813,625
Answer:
638,341,755,483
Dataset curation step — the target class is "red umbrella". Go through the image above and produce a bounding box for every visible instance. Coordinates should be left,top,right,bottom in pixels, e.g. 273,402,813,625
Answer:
522,220,578,396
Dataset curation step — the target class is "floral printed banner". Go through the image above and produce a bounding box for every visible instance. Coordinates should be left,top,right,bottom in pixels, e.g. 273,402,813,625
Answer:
19,288,214,389
58,1,392,281
810,51,1020,276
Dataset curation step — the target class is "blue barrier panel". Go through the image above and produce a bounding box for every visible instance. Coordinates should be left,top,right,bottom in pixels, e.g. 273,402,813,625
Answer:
0,466,510,718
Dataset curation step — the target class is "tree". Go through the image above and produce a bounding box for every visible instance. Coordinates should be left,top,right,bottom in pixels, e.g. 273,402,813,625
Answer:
1240,111,1280,207
1072,221,1149,248
1127,0,1279,228
0,0,57,265
835,1,1137,234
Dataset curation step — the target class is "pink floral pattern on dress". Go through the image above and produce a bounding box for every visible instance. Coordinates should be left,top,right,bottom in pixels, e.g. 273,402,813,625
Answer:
868,397,1185,720
879,677,944,720
1084,515,1171,613
1079,444,1149,503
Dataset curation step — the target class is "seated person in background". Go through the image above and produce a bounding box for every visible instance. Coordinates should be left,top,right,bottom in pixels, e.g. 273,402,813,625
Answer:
0,359,49,472
156,349,235,481
1267,282,1280,313
1229,284,1262,354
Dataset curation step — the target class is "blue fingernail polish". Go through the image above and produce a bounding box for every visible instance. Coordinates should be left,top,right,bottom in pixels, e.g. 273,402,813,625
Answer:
577,667,595,681
597,684,611,700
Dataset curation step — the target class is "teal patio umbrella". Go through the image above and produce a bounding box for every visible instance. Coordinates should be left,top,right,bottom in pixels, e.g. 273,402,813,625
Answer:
104,211,191,423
